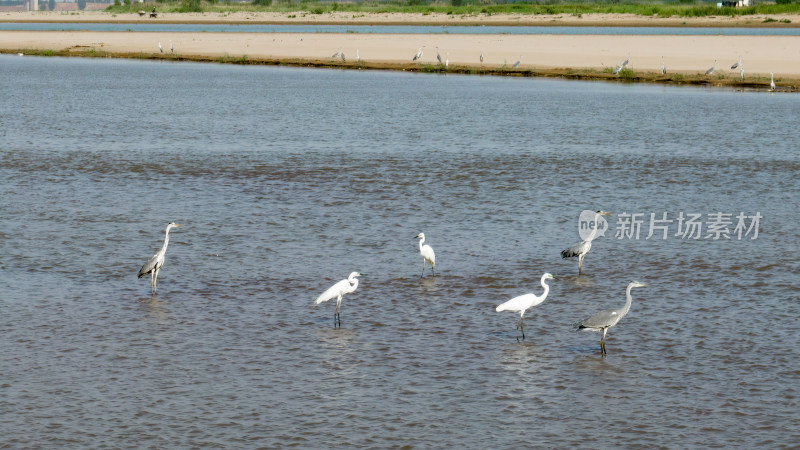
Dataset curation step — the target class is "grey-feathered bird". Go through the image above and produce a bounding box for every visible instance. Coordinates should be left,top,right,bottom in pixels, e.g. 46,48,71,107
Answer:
705,60,717,76
575,281,647,355
138,222,183,295
561,210,610,275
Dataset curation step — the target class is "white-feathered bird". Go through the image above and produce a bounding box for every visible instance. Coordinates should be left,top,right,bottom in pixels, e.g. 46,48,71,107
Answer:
496,273,555,341
314,272,362,327
414,233,436,278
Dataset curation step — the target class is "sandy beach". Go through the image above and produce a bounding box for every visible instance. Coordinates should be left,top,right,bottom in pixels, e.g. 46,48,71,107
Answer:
1,11,799,89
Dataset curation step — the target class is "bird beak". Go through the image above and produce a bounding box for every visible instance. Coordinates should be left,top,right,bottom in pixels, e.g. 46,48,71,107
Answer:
601,212,611,216
175,224,183,227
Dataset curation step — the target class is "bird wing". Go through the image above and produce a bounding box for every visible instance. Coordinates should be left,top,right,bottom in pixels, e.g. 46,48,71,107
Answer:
576,309,620,330
138,253,160,278
315,279,349,305
496,293,536,312
422,245,435,265
561,240,589,259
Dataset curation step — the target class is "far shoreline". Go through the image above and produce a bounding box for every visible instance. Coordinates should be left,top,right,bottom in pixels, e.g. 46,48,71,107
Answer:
1,11,798,91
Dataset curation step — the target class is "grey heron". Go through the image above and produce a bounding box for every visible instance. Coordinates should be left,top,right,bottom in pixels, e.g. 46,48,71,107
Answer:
561,210,610,275
436,46,442,64
661,56,666,75
413,46,424,61
414,233,436,278
138,222,183,295
496,273,555,341
575,281,647,355
511,56,521,69
315,272,362,327
612,65,623,75
770,72,776,91
340,51,346,62
170,39,173,53
480,53,483,63
620,52,630,67
705,60,716,76
331,49,342,59
730,56,741,70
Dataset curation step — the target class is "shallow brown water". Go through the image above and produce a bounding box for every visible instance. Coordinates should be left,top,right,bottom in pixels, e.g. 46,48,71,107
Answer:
1,55,799,447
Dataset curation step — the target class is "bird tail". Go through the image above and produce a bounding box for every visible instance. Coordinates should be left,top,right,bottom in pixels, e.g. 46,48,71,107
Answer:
561,248,577,259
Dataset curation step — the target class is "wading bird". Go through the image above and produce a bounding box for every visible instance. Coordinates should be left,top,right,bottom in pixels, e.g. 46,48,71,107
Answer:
356,49,360,63
170,39,173,53
511,56,522,68
414,233,436,278
561,210,610,275
770,72,776,91
612,65,623,75
340,51,346,62
445,53,449,69
705,60,716,76
436,46,442,64
158,41,163,53
731,56,741,70
740,64,745,81
496,273,555,341
138,222,183,295
331,49,342,59
314,272,362,327
661,56,666,75
480,53,484,63
575,281,647,355
621,52,630,67
413,46,424,61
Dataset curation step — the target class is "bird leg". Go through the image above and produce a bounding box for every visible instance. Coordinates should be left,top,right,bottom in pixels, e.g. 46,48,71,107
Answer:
520,317,525,340
334,302,341,328
153,268,159,295
578,255,584,275
600,328,608,355
431,265,435,277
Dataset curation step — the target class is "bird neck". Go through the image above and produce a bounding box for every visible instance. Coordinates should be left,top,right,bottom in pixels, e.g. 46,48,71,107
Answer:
586,212,601,241
621,285,635,317
418,237,425,251
349,278,359,291
159,228,172,254
539,276,551,300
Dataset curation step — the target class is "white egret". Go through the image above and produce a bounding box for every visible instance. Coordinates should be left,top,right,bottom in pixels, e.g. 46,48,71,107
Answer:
770,72,776,91
414,233,436,278
314,272,362,327
158,41,163,53
138,222,183,295
356,48,361,63
661,56,666,75
740,64,745,81
561,210,610,275
445,53,449,69
705,60,716,76
496,273,555,341
575,281,647,355
730,56,741,70
511,56,521,68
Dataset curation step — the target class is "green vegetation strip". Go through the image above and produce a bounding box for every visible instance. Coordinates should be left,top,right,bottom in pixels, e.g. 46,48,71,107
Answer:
101,0,800,19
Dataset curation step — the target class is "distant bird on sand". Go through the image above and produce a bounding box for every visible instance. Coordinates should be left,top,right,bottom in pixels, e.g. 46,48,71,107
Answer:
730,56,741,70
413,46,424,61
705,60,717,76
158,41,163,53
511,56,521,68
661,56,666,75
